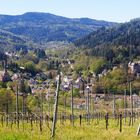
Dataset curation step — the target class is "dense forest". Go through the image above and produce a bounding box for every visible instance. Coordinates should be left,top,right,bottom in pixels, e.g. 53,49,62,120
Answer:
0,29,33,51
75,19,140,63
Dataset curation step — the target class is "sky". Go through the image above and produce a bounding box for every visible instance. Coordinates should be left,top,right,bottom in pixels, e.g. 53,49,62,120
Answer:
0,0,140,22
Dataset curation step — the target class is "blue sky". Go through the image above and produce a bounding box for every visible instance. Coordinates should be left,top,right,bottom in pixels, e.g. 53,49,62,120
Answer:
0,0,140,22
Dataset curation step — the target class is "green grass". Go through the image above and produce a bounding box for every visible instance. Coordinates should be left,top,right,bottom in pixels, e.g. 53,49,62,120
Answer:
0,118,139,140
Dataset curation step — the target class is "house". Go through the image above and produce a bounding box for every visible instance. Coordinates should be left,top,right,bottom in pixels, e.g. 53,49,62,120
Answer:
61,75,73,91
128,61,140,75
5,52,20,59
0,70,11,82
0,61,11,82
102,69,107,76
11,73,20,81
75,77,87,94
98,74,103,79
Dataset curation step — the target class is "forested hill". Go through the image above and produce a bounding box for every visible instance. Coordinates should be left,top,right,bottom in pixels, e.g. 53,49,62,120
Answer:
75,19,140,64
75,18,140,48
0,29,31,51
0,12,116,44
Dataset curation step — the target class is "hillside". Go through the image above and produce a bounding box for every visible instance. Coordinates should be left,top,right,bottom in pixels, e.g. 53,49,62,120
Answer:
0,12,116,44
0,29,32,51
75,18,140,47
75,19,140,63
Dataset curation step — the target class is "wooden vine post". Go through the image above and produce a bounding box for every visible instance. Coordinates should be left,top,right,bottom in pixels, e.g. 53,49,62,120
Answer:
16,85,19,129
130,82,134,126
71,82,74,126
119,113,122,132
86,86,90,125
124,89,127,123
113,92,116,118
105,113,109,130
51,74,61,138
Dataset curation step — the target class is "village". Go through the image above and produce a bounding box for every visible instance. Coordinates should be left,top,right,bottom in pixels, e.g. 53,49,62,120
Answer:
0,50,140,114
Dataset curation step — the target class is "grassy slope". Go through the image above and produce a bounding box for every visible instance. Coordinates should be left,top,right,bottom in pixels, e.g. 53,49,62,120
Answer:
0,119,139,140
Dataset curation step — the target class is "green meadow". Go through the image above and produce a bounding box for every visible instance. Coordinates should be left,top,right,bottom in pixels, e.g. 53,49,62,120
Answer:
0,118,139,140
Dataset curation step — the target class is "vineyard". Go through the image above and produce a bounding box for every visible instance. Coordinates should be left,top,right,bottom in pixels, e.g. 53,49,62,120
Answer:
0,75,139,140
0,111,139,140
